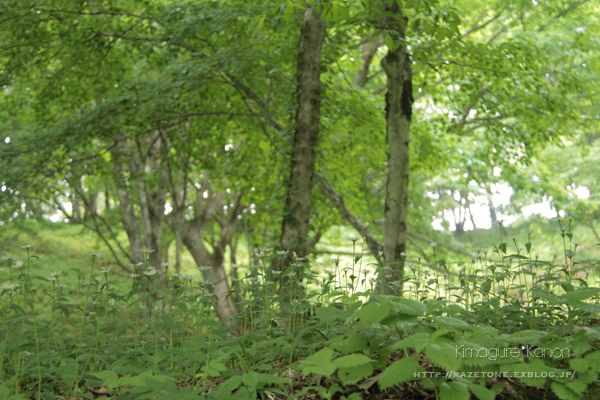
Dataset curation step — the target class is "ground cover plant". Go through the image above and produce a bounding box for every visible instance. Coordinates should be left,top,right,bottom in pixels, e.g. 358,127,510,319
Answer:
1,220,599,400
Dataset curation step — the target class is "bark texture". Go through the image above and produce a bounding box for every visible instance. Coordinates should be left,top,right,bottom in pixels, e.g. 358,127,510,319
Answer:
381,2,413,293
280,7,326,259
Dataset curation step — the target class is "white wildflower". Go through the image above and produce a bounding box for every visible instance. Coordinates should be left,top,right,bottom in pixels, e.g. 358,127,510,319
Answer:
430,242,438,248
21,244,33,249
99,267,111,274
143,267,158,276
49,271,62,277
128,273,140,278
198,266,212,271
161,262,170,268
12,260,23,269
58,284,67,289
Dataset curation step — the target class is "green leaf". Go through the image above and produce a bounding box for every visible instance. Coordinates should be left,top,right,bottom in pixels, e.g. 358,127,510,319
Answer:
561,288,599,302
93,370,119,390
300,347,337,377
338,363,374,385
425,342,463,370
392,333,430,351
391,298,427,316
468,383,497,400
551,382,582,400
378,357,423,389
507,330,546,345
241,371,259,390
357,301,391,325
569,358,589,372
439,381,470,400
316,306,347,323
332,333,368,352
333,354,374,368
431,316,472,331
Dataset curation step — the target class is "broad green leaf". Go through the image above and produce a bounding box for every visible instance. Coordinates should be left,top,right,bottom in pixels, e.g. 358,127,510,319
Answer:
357,301,391,325
392,333,430,351
378,357,423,389
425,342,463,370
333,354,374,368
468,383,497,400
431,317,472,331
569,358,589,372
332,333,368,352
338,363,374,385
391,298,427,316
551,382,582,400
506,330,546,345
439,381,470,400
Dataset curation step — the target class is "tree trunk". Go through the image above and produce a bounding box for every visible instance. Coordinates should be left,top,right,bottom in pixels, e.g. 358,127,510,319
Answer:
279,7,326,260
380,2,413,294
181,221,241,333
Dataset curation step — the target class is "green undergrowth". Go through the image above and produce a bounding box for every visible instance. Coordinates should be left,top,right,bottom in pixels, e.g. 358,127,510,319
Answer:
0,221,599,400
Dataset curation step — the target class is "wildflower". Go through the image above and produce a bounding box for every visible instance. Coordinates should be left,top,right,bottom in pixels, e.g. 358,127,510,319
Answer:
88,251,101,258
48,276,57,282
143,267,158,276
369,278,377,285
258,247,272,253
58,284,67,289
231,264,240,269
383,266,391,271
400,252,408,257
265,280,274,285
130,262,143,267
21,244,33,249
293,252,306,261
161,262,170,268
12,260,23,269
385,274,392,278
99,267,111,274
363,269,371,275
171,272,179,278
430,242,438,248
276,250,289,255
128,273,140,278
198,266,211,271
324,269,333,275
24,351,33,357
204,293,215,298
141,248,155,254
3,283,18,291
350,236,359,242
88,311,96,316
49,271,62,277
272,270,282,275
185,275,195,281
331,257,339,264
92,275,100,282
108,299,116,307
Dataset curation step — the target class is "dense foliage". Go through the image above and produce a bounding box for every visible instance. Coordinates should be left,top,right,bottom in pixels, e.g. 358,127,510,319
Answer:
1,0,600,399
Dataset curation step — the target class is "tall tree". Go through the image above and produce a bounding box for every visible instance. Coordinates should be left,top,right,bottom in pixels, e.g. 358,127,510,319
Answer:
280,6,326,261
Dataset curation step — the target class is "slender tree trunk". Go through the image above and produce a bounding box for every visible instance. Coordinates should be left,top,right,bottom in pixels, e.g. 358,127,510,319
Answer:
381,1,413,293
279,7,326,260
181,225,241,333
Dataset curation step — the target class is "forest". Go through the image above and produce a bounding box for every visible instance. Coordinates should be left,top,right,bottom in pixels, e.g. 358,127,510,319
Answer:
0,0,600,399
